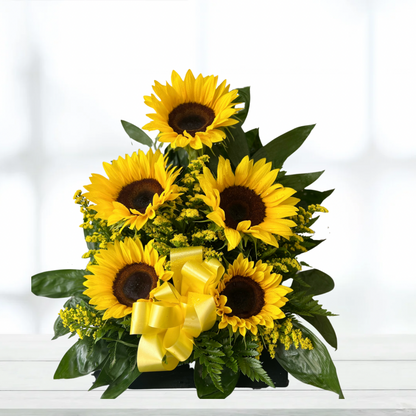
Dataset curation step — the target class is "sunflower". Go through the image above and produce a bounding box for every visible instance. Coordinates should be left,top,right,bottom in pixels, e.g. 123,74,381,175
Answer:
83,149,180,230
142,70,240,150
83,238,172,319
215,254,292,336
199,156,299,251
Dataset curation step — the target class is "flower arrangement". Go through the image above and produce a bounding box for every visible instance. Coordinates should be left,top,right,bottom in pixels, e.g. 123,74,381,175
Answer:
32,70,343,399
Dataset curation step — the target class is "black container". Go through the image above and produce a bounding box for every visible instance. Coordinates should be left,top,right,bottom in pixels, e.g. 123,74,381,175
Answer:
127,353,288,389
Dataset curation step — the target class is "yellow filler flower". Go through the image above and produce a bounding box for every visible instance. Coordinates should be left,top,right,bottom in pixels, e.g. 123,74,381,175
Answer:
84,238,172,319
143,70,240,150
215,254,292,336
83,149,180,230
199,156,299,250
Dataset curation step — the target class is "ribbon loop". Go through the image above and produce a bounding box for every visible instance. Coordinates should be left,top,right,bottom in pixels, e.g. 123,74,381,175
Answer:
130,246,224,372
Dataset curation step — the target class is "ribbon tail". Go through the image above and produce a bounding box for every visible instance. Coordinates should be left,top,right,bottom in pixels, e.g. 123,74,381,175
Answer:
138,332,179,372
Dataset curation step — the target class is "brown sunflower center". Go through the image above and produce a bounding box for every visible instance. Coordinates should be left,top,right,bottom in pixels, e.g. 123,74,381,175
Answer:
219,186,266,229
168,102,215,137
221,275,265,319
117,179,164,213
113,263,158,307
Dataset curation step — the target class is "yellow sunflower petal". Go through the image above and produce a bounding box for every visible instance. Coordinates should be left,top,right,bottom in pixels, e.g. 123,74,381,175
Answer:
84,148,180,231
214,255,290,336
199,155,298,249
143,70,240,150
83,238,169,320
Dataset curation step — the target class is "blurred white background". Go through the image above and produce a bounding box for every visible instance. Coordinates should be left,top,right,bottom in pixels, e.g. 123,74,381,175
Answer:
1,0,415,338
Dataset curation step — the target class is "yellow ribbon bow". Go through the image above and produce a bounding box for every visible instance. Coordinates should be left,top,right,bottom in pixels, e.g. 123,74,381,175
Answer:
130,246,224,372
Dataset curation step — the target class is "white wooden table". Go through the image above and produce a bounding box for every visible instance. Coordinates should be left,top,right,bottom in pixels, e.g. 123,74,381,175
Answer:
1,334,415,415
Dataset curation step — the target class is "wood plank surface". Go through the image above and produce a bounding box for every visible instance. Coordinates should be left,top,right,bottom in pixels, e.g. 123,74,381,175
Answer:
0,390,415,410
1,360,415,391
1,334,415,411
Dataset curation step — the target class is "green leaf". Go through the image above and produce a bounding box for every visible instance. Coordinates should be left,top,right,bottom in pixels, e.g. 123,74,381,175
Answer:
207,142,229,173
301,238,324,253
101,365,140,399
253,125,315,169
64,294,91,309
233,87,250,125
245,128,263,156
90,343,134,390
275,322,344,398
54,338,108,379
52,315,70,340
295,189,334,208
164,145,189,170
237,356,275,387
225,124,250,168
301,314,338,349
279,171,324,192
32,269,87,298
121,120,153,147
292,269,335,297
194,361,239,399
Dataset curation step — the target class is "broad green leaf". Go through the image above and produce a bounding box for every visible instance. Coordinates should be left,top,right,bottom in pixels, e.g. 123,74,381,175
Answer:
279,171,324,192
275,322,344,398
225,124,249,168
101,365,140,399
292,269,335,296
301,238,324,253
54,338,108,379
52,315,70,340
164,145,189,170
301,314,338,349
90,357,112,389
245,128,263,156
90,343,133,390
233,86,250,125
295,189,334,208
64,294,91,309
121,120,153,147
32,269,87,298
194,361,239,399
253,125,315,169
207,142,229,173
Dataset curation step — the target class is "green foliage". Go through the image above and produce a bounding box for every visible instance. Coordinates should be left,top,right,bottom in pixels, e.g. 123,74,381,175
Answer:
90,342,137,391
301,314,338,349
275,321,344,398
193,333,227,392
206,142,229,172
31,269,87,298
233,337,274,387
285,289,336,318
101,365,141,399
193,326,274,398
52,315,70,340
194,361,239,399
224,125,250,168
289,269,337,349
295,189,334,209
232,86,250,125
245,128,263,156
279,171,324,192
291,269,335,297
54,337,108,379
121,120,153,147
252,125,315,169
164,145,189,171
